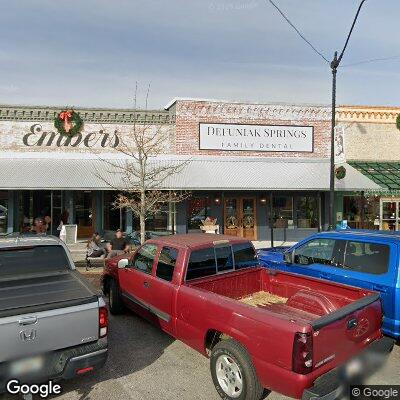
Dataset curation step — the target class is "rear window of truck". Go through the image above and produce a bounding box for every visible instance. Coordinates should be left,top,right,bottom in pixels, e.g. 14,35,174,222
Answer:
186,242,257,281
0,245,70,277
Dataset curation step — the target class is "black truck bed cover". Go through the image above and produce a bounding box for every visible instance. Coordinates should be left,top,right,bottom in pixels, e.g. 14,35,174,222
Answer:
0,270,98,318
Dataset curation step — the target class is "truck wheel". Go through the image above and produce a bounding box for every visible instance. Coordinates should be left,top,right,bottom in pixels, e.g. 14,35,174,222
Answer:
109,279,124,315
210,339,264,400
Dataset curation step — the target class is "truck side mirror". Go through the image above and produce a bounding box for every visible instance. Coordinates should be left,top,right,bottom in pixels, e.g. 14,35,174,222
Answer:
118,258,129,269
284,251,294,264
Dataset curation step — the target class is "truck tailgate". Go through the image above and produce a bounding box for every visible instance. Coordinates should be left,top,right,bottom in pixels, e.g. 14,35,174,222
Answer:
311,293,382,370
0,271,100,363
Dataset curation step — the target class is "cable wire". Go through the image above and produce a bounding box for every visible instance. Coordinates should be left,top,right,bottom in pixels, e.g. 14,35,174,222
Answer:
267,0,329,64
340,55,400,68
337,0,367,64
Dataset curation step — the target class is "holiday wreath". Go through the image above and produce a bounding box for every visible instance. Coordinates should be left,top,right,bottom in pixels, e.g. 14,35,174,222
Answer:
335,165,346,180
54,109,83,136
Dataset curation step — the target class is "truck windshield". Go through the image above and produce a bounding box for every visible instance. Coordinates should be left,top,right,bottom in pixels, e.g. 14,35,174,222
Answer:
0,245,70,278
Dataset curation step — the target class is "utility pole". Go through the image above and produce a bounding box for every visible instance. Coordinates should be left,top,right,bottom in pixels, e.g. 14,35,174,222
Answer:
327,0,367,230
328,52,339,229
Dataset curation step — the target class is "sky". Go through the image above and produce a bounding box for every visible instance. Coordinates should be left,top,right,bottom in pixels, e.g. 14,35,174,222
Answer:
0,0,399,109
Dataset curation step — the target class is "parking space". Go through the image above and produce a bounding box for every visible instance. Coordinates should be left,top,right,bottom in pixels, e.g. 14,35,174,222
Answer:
55,311,399,400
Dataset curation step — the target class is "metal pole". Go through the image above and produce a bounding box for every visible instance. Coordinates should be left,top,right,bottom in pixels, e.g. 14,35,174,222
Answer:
329,51,339,230
269,192,274,247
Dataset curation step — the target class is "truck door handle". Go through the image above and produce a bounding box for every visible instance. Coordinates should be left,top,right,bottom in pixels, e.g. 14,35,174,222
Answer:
18,316,38,326
143,281,150,288
372,284,388,293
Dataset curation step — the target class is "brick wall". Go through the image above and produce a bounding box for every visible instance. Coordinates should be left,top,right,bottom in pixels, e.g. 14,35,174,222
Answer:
173,100,332,158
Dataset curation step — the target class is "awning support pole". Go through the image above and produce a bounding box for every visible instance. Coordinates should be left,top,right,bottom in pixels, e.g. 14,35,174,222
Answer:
269,192,274,248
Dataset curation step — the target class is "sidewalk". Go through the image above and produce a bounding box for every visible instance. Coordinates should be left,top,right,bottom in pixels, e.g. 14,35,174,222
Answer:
66,238,297,263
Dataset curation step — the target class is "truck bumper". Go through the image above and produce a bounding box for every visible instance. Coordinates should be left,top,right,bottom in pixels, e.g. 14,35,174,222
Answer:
302,336,394,400
0,339,108,393
62,347,108,379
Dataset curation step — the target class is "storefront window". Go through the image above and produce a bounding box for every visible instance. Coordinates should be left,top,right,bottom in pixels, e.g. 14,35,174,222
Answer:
17,190,63,234
296,196,318,228
187,197,211,231
381,199,399,231
0,191,8,234
273,196,293,228
104,192,126,231
343,195,380,230
146,203,169,232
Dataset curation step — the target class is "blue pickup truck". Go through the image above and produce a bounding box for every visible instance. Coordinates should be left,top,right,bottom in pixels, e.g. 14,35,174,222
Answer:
258,230,400,339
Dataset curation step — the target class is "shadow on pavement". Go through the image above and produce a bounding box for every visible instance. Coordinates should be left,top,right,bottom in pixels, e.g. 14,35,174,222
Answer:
53,310,175,400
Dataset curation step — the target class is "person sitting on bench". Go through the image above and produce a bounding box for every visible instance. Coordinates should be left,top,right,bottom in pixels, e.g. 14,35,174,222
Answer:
87,232,106,258
107,229,130,259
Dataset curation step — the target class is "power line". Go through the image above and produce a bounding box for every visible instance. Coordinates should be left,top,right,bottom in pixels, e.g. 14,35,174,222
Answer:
266,0,329,64
341,55,400,68
337,0,367,64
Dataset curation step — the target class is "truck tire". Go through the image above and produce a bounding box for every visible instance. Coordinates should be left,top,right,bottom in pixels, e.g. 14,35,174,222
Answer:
109,279,124,315
210,339,264,400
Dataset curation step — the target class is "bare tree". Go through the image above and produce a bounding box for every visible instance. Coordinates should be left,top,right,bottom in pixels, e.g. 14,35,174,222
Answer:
97,84,189,244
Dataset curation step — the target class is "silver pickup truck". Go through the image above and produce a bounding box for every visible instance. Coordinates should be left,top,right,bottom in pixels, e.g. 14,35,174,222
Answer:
0,235,108,391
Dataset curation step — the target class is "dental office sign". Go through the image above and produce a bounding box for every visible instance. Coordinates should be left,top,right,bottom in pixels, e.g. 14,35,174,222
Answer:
199,123,314,153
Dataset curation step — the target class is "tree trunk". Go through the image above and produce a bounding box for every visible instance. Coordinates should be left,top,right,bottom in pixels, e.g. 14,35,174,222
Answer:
140,213,146,244
140,190,146,244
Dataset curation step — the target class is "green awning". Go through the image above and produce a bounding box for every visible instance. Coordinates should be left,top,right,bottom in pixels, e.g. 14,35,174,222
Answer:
349,162,400,191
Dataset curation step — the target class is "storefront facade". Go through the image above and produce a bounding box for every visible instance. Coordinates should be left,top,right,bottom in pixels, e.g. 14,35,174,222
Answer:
0,100,378,241
336,105,400,230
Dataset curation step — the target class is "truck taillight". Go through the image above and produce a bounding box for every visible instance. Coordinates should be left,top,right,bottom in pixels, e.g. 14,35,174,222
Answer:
99,306,108,338
292,332,313,374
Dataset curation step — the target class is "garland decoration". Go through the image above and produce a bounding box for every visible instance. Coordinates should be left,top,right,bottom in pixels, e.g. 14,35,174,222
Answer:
396,114,400,131
335,165,346,180
54,109,83,136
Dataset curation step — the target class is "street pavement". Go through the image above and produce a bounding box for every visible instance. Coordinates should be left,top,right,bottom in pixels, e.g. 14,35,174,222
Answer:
55,310,399,400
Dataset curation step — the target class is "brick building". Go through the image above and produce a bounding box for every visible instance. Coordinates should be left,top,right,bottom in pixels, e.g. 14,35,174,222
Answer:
336,105,400,231
0,99,378,241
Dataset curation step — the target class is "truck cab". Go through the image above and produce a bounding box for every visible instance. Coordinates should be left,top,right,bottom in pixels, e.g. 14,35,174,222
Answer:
259,230,400,339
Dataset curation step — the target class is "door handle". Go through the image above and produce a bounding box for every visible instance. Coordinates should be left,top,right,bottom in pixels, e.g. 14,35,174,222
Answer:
18,316,38,326
319,273,331,280
143,281,150,288
372,284,388,293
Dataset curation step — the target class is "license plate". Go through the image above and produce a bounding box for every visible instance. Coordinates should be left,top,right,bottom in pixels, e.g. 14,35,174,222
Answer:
344,357,362,379
10,356,44,376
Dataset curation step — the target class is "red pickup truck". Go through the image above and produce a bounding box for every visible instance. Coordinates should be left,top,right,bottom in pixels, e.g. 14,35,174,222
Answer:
102,234,393,400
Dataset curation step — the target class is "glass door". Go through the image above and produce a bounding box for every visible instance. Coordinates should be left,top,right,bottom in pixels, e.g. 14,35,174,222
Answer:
381,200,399,231
75,191,95,238
224,197,257,240
242,198,257,240
224,198,239,237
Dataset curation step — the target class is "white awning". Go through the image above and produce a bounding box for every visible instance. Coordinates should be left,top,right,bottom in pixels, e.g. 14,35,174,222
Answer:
0,155,381,191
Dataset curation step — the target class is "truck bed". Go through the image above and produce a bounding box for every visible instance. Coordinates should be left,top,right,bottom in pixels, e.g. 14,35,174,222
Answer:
0,270,98,318
188,267,376,321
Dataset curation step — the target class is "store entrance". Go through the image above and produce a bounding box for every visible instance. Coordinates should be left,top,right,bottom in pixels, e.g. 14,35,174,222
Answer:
75,191,95,238
224,197,257,240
